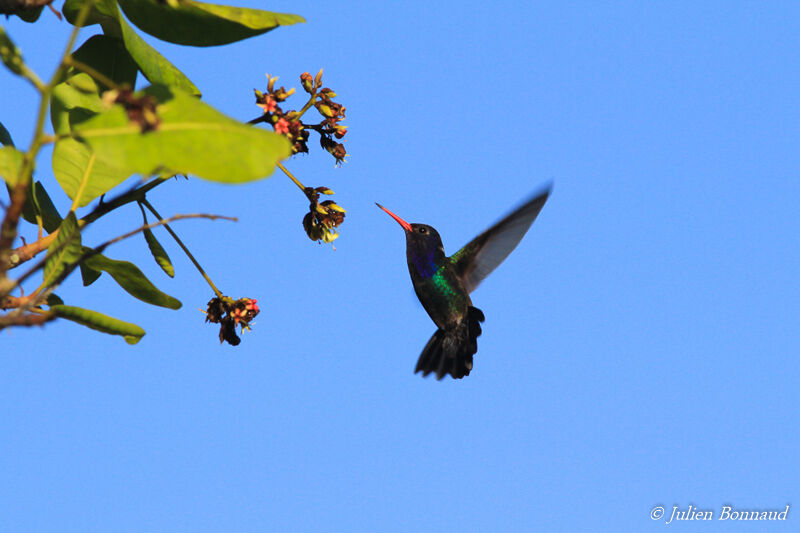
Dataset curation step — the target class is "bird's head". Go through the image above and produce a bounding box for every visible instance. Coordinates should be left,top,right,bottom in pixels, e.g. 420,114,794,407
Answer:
376,204,446,273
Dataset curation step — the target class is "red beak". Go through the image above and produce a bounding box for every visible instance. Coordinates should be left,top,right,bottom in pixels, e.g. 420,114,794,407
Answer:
376,203,413,233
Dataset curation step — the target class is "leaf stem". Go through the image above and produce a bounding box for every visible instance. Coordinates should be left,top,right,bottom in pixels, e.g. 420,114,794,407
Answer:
64,57,119,91
20,64,46,93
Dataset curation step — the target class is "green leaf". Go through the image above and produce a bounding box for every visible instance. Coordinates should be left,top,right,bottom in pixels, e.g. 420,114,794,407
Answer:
118,0,304,47
50,304,146,344
83,250,182,309
20,181,62,234
50,72,131,207
71,34,138,90
46,293,64,306
63,0,199,95
0,121,14,146
0,146,24,186
142,219,175,277
51,72,104,135
75,84,291,183
15,6,44,23
80,261,102,286
118,14,200,95
0,142,56,232
0,136,47,229
63,0,122,33
43,213,82,289
52,137,130,207
0,27,24,76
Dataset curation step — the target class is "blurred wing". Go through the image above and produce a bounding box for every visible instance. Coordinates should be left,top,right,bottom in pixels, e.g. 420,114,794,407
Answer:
451,186,550,293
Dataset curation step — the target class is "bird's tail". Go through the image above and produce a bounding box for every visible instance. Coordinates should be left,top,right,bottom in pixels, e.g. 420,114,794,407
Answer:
415,306,485,380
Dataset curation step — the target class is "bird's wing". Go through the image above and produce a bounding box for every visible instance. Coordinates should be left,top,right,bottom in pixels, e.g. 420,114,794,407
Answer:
451,186,550,294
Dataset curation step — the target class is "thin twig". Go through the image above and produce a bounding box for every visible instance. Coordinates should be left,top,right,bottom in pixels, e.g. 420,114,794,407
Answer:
93,213,237,256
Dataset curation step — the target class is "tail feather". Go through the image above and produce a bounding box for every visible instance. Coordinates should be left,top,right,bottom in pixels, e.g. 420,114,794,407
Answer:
415,307,485,380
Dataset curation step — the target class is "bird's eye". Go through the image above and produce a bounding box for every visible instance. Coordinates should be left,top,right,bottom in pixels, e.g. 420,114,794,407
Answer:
419,227,427,234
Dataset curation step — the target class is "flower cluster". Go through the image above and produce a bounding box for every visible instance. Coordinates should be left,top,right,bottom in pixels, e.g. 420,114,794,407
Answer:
102,88,160,133
302,186,346,244
254,69,348,165
205,296,260,346
254,74,305,152
306,71,348,166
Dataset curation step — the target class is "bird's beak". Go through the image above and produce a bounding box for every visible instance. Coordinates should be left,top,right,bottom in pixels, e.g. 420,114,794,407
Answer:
376,203,413,233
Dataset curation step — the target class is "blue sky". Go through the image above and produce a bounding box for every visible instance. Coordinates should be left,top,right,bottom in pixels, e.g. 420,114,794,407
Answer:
2,1,799,531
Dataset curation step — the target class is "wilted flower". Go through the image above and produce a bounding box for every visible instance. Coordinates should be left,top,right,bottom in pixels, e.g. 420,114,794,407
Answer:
302,187,346,244
319,135,347,166
205,296,260,346
103,88,160,133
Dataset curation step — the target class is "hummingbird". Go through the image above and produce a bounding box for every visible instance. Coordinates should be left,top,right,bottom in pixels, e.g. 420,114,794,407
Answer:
377,185,551,380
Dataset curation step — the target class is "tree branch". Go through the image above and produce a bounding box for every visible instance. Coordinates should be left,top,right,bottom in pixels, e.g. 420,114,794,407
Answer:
1,212,237,331
0,0,96,279
0,309,54,328
7,177,169,270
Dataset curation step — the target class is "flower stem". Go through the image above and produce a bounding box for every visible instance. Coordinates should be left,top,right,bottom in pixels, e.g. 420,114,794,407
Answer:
140,199,224,299
277,161,307,193
290,92,318,122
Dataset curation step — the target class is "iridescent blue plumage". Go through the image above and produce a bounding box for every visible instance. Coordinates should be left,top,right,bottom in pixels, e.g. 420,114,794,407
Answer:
408,249,437,279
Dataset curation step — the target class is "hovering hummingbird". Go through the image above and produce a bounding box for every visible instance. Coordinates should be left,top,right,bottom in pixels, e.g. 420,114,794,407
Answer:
377,185,551,380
